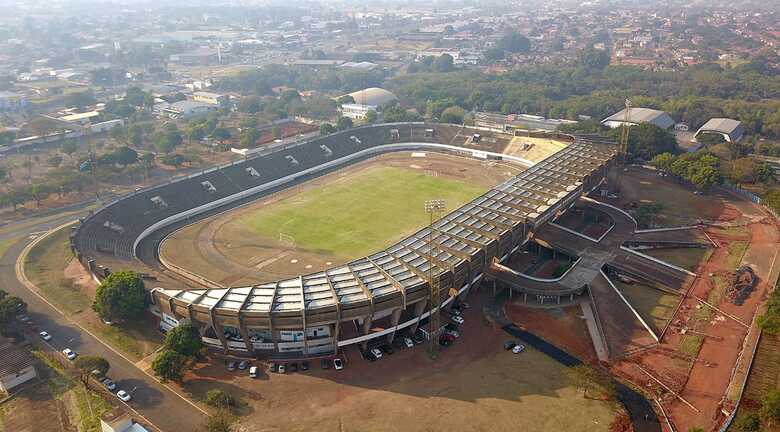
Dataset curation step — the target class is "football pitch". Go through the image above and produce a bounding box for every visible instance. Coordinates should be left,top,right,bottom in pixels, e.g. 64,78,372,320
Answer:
229,165,487,261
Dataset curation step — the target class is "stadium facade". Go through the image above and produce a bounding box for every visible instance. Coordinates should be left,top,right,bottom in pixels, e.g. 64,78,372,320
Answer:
72,123,617,359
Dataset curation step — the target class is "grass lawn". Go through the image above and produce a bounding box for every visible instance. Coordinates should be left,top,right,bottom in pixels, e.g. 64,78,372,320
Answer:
616,281,680,334
24,227,161,361
726,241,749,271
24,226,91,315
232,165,487,261
645,247,713,273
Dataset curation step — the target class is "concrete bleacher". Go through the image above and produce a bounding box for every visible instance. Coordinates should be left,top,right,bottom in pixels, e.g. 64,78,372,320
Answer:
74,123,456,263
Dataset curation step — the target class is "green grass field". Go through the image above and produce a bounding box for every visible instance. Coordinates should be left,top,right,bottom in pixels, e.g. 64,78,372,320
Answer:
232,166,487,261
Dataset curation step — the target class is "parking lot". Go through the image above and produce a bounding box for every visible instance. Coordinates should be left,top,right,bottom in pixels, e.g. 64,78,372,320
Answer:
179,291,618,432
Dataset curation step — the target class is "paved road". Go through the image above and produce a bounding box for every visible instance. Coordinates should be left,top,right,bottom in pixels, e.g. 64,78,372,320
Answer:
0,213,205,432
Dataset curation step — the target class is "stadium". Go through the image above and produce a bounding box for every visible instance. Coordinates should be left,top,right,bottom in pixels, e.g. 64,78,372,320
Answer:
71,122,620,359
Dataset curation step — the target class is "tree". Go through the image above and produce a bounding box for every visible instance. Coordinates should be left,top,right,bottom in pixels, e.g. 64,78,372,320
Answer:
732,411,760,432
73,355,110,388
650,152,676,172
163,321,204,358
578,46,611,70
239,128,261,148
92,271,147,322
320,123,336,135
364,110,378,124
210,128,231,144
64,91,96,109
440,106,466,124
203,409,235,432
336,116,353,131
113,146,138,166
128,125,144,147
337,95,355,105
761,389,780,429
497,32,531,54
0,295,26,336
125,87,148,107
151,350,188,383
484,47,505,62
109,125,127,143
434,54,454,73
687,428,705,432
564,365,616,400
205,389,235,409
60,140,79,159
25,117,59,137
611,123,678,160
634,203,664,228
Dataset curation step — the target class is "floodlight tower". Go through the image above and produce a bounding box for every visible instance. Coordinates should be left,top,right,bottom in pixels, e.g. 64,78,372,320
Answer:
614,98,632,193
425,199,445,359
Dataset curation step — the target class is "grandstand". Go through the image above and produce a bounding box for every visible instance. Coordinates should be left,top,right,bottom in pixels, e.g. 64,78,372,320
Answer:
72,122,618,359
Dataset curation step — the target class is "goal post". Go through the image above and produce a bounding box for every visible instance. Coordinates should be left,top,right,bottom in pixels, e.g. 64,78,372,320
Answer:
278,232,295,247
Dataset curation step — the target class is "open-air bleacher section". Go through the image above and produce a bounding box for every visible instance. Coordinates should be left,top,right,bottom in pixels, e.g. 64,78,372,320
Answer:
73,123,463,265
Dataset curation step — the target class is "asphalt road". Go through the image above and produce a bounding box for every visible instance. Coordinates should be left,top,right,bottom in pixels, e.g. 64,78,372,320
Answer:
0,212,205,432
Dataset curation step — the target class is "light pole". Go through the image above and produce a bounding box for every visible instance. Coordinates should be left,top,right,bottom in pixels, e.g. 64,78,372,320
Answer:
425,199,445,359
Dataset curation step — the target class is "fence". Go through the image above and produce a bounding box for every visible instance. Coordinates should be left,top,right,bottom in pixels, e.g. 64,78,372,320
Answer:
721,182,779,219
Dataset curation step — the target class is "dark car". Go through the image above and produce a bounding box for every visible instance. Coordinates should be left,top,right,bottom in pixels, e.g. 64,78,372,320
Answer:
380,344,394,355
445,323,459,331
413,333,425,344
269,362,278,373
321,359,330,369
289,363,298,373
300,361,309,371
364,350,376,362
439,338,452,347
504,341,517,350
440,333,456,342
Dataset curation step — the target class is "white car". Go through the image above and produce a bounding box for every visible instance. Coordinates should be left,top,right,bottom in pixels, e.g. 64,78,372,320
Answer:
370,348,383,359
249,366,258,378
116,390,132,402
333,358,344,370
403,337,414,348
39,331,52,341
451,315,465,325
512,344,525,354
445,329,460,338
62,348,77,361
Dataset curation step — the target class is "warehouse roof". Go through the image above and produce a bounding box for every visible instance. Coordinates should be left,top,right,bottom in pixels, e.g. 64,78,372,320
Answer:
695,118,744,142
0,340,35,377
602,108,675,130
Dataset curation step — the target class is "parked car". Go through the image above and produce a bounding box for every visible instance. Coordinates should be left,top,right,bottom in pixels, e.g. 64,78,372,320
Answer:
444,329,460,338
249,366,258,378
445,323,459,331
451,315,465,325
512,344,526,354
38,331,52,341
278,364,286,374
333,358,344,370
413,332,425,344
269,362,278,373
440,333,456,342
289,363,298,373
116,390,131,402
226,361,237,371
380,344,394,355
103,378,117,391
237,360,249,370
504,341,517,350
300,361,309,371
403,337,414,348
370,348,383,359
320,359,330,370
17,315,29,323
459,302,470,310
450,308,462,316
439,338,452,347
62,348,77,361
365,350,377,362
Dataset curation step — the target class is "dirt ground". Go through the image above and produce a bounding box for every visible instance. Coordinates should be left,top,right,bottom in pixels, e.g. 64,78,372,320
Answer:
0,380,74,432
173,291,618,432
161,152,525,286
607,169,780,432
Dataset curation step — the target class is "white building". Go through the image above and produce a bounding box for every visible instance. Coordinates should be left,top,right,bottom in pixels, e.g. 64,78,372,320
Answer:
192,91,228,108
339,87,397,120
162,101,218,119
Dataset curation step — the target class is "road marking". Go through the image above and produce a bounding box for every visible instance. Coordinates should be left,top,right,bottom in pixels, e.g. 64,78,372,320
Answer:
15,221,210,421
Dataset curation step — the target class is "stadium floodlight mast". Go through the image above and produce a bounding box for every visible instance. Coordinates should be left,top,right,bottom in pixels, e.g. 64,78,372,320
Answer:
424,199,445,359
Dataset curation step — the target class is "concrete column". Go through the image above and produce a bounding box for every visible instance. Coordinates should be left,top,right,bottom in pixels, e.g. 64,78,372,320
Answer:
409,301,427,335
387,308,403,343
237,315,253,354
360,316,373,350
332,322,340,356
